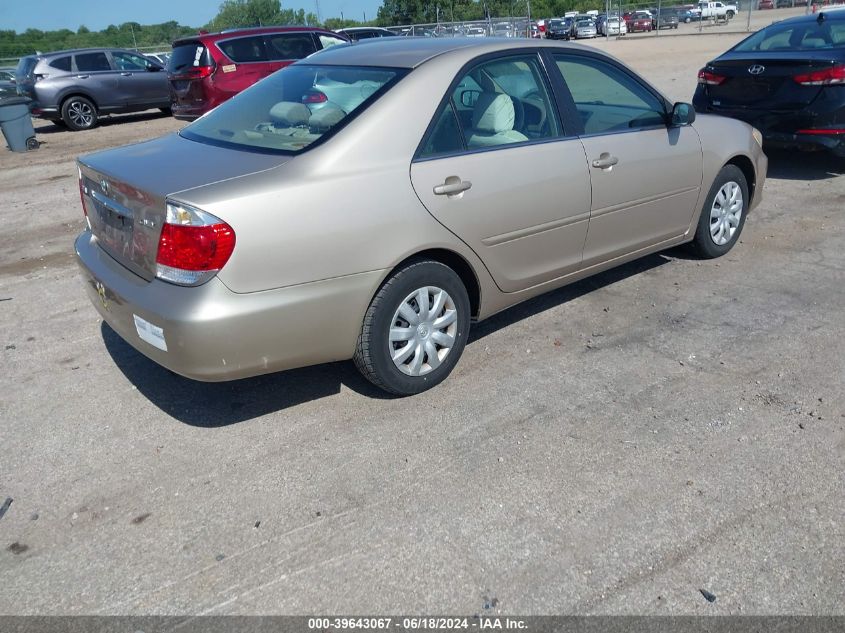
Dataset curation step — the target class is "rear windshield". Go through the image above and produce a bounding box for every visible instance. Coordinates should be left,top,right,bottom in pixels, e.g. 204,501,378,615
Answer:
180,64,404,154
169,42,212,73
732,19,845,52
15,56,37,79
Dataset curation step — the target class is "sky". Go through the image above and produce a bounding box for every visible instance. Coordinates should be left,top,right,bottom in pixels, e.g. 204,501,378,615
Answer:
1,0,384,33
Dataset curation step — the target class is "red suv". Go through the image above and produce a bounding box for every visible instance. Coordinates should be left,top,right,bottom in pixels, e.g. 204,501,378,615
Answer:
167,26,349,120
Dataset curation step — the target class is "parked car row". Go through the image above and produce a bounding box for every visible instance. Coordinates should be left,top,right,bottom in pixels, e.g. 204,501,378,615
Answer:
13,26,349,130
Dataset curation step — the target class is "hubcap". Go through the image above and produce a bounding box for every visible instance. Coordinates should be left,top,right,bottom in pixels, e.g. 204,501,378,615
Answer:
69,101,93,128
389,286,458,377
709,181,743,246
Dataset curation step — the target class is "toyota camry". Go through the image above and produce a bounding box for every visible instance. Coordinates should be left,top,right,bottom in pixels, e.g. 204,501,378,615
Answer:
75,38,767,395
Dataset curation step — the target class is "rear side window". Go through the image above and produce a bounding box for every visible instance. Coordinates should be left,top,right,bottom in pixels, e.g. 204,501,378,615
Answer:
317,34,347,49
48,56,72,71
169,42,211,73
75,52,111,72
219,36,268,63
265,33,317,60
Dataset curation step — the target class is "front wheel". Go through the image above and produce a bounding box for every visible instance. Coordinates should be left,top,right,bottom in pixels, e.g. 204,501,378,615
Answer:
61,96,97,131
690,164,749,259
726,10,735,18
354,260,471,396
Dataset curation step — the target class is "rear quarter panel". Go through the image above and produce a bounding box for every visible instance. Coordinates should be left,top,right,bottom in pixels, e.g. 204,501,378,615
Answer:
173,55,496,299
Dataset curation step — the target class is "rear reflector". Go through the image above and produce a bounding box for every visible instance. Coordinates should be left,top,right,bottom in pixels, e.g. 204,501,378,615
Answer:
793,65,845,86
795,128,845,135
156,201,235,286
698,69,726,86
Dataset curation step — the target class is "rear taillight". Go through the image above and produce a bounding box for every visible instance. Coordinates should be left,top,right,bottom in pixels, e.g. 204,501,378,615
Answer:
174,65,214,80
155,201,235,286
698,69,726,85
302,90,328,104
792,65,845,86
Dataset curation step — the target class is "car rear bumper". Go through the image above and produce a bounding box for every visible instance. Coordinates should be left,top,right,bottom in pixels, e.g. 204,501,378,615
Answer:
75,231,384,381
693,101,845,155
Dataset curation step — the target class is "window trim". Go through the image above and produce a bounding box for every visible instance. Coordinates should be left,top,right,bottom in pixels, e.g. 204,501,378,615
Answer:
413,49,570,163
544,48,673,138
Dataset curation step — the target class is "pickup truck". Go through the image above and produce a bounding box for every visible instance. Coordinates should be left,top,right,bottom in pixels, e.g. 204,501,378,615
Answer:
698,1,738,19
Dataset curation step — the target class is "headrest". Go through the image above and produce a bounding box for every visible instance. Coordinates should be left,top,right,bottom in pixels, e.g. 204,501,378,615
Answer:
269,101,311,126
471,93,515,134
309,106,345,132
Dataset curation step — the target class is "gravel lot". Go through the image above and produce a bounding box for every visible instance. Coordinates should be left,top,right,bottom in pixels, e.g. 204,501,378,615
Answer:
0,23,843,615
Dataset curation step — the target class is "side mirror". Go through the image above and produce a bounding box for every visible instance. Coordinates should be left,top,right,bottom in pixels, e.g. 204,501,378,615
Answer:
146,64,162,72
671,102,696,126
460,89,481,108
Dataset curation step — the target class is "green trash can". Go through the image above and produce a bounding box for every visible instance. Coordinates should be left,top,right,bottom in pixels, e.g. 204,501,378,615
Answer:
0,96,39,152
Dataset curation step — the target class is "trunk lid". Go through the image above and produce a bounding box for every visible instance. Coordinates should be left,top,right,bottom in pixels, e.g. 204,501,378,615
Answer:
168,40,215,110
79,133,289,281
704,52,838,109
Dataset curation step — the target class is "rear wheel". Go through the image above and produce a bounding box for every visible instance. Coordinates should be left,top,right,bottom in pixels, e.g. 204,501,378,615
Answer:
354,260,470,396
690,164,749,259
61,96,97,131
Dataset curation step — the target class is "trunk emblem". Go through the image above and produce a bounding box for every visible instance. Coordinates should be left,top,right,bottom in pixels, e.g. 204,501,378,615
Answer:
748,65,765,75
100,178,110,195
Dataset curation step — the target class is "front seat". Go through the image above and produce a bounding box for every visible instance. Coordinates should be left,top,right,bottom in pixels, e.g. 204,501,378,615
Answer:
464,92,528,149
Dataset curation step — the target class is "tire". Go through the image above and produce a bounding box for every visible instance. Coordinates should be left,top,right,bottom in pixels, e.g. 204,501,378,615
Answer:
354,259,471,396
159,107,172,115
726,10,735,18
690,164,749,259
61,96,97,131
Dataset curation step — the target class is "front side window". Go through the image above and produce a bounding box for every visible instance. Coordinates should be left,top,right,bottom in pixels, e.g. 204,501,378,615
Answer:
181,64,403,153
219,36,267,63
554,55,667,135
265,33,318,60
112,51,150,71
75,52,111,72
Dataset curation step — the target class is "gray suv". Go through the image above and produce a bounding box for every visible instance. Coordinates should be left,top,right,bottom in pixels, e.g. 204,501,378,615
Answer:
15,48,170,130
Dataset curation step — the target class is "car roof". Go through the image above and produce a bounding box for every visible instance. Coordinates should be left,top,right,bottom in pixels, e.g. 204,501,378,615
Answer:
776,6,845,24
174,25,337,45
300,37,587,69
29,47,136,59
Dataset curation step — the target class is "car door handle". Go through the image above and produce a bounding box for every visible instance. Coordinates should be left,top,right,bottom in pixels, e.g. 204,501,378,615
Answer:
75,75,89,79
433,178,472,196
120,72,132,76
591,153,619,169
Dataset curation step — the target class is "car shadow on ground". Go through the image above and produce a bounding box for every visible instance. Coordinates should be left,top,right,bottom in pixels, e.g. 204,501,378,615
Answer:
102,253,671,426
34,110,173,135
764,148,844,181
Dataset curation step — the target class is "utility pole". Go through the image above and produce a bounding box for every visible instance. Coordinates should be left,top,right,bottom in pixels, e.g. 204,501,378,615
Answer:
130,24,137,50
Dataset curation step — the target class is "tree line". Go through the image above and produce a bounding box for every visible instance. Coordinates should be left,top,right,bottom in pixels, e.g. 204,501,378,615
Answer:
1,0,619,61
